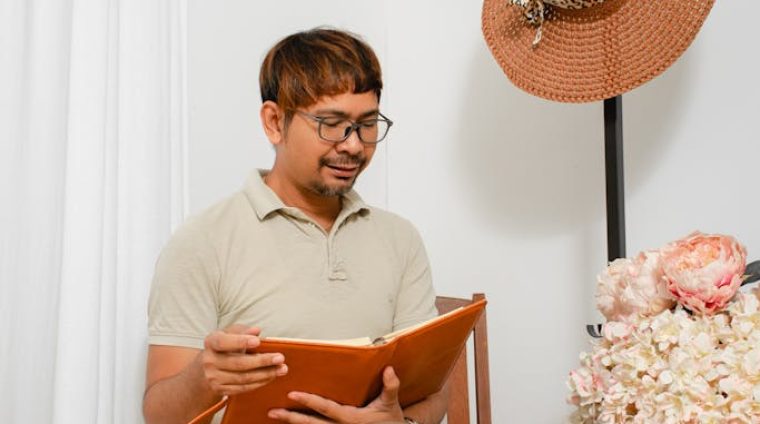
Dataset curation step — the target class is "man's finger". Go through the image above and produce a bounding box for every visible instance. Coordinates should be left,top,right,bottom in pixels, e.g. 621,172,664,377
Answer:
268,408,332,424
224,324,261,336
204,330,260,352
211,363,287,385
216,379,271,396
379,366,401,408
214,352,285,372
287,391,345,419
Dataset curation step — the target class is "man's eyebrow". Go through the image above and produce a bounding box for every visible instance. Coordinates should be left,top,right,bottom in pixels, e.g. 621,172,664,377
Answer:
312,109,380,119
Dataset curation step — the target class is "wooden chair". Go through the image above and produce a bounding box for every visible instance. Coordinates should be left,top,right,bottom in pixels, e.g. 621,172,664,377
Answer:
435,293,491,424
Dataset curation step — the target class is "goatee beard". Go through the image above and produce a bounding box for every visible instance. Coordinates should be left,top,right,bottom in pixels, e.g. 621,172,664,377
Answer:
309,177,356,197
312,154,364,196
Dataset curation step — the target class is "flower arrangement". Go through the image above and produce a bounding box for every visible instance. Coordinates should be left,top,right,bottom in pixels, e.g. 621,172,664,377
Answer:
568,232,760,423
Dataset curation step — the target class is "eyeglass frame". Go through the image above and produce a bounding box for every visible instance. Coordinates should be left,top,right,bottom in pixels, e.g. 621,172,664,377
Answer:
292,110,394,144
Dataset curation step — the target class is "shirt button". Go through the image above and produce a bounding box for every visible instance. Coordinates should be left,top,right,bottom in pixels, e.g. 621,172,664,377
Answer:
328,270,347,281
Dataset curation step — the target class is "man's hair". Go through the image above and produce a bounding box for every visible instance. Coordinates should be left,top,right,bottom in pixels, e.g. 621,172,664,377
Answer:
260,28,383,123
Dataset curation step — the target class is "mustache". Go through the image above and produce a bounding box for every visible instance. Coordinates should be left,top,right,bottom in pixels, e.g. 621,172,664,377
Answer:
320,155,365,168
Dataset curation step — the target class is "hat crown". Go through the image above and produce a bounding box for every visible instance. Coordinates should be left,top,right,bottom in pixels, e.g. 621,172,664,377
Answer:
485,0,717,102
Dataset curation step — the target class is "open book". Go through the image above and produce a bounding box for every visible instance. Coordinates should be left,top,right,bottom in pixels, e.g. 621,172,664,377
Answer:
190,298,487,424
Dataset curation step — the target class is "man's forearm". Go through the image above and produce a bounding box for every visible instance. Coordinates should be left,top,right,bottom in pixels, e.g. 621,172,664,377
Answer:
143,353,220,424
403,383,450,424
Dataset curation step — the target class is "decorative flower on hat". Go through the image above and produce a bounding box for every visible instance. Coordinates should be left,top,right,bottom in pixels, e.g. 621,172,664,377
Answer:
509,0,605,46
569,232,760,422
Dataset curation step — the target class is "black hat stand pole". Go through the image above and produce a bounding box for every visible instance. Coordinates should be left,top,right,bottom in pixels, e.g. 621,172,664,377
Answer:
604,95,626,262
587,96,627,338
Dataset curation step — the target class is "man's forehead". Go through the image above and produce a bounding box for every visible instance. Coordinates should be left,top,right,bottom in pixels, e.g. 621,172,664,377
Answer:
311,107,380,119
308,92,380,117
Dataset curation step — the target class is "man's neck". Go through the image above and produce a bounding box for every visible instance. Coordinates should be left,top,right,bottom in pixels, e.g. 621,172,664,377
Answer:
263,171,342,232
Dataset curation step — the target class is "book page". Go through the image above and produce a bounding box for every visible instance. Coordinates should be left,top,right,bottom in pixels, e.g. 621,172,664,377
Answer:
262,306,466,347
262,335,373,347
377,306,464,344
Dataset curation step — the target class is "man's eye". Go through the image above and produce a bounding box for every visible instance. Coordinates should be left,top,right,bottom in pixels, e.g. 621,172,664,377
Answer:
321,118,346,127
359,120,378,128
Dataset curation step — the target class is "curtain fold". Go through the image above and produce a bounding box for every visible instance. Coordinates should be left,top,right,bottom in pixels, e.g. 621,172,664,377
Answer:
0,1,187,422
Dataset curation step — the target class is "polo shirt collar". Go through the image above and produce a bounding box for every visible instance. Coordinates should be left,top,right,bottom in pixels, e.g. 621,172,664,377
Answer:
245,170,370,221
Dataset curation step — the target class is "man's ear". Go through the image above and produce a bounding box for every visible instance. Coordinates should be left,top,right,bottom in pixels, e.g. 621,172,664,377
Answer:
260,101,285,146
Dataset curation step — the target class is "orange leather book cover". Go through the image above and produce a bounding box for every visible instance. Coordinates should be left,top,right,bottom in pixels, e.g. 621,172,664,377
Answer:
195,299,486,424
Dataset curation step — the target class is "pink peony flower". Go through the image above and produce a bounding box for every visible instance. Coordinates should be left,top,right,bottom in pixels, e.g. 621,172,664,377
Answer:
596,250,676,322
661,232,747,315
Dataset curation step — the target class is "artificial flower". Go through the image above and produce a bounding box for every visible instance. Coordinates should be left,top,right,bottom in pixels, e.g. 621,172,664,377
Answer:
570,233,759,422
662,232,746,315
569,294,760,422
596,250,675,322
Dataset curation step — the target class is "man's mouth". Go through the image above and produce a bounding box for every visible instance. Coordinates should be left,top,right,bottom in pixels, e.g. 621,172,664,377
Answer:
325,163,361,178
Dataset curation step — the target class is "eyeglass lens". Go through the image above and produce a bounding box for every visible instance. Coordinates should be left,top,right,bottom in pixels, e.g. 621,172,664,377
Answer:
319,118,390,143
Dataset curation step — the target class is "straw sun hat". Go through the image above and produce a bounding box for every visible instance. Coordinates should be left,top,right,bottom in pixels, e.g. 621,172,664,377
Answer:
482,0,716,103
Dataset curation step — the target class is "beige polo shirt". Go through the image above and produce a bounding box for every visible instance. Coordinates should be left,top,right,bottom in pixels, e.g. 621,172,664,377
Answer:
148,170,437,349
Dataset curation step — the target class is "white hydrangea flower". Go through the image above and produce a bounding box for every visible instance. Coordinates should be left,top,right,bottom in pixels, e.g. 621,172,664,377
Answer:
568,293,760,422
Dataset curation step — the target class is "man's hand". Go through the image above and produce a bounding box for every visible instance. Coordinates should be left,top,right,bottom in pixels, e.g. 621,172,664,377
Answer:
144,324,288,424
268,366,405,424
200,324,288,396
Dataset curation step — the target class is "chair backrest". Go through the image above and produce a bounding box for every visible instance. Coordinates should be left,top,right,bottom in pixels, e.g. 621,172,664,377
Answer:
435,293,491,424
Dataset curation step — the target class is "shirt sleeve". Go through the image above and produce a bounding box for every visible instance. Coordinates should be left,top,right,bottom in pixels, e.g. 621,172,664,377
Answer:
147,219,220,349
392,222,438,332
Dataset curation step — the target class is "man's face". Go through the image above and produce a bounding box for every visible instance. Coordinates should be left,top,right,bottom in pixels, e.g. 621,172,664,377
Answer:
278,91,380,197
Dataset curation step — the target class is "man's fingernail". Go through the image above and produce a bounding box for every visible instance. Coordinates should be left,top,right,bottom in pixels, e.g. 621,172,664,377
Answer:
247,337,259,347
272,354,285,364
276,364,288,376
268,410,280,419
287,391,303,400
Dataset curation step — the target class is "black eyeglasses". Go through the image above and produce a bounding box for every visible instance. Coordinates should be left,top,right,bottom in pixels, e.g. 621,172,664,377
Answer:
294,110,393,144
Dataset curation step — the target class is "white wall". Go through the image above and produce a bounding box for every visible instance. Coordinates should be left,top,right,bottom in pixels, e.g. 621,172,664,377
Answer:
188,1,760,422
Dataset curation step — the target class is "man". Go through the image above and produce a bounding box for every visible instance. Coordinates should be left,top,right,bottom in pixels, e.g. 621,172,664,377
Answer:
143,28,448,424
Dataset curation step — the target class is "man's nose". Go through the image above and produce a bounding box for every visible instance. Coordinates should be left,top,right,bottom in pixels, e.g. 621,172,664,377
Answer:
335,128,364,155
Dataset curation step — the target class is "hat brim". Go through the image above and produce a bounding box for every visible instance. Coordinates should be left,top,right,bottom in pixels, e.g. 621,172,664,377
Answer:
482,0,716,103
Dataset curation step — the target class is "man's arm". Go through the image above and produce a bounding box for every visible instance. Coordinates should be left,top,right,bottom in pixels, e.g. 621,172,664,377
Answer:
402,382,449,424
393,222,449,423
143,345,218,424
143,326,287,424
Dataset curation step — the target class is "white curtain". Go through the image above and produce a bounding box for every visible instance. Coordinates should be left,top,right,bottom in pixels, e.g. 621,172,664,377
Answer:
0,0,187,422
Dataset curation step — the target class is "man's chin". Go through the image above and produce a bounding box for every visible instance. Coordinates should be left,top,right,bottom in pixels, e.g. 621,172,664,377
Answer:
310,180,354,197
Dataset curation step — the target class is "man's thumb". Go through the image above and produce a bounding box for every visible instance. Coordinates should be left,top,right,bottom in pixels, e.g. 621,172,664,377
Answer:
380,366,401,406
